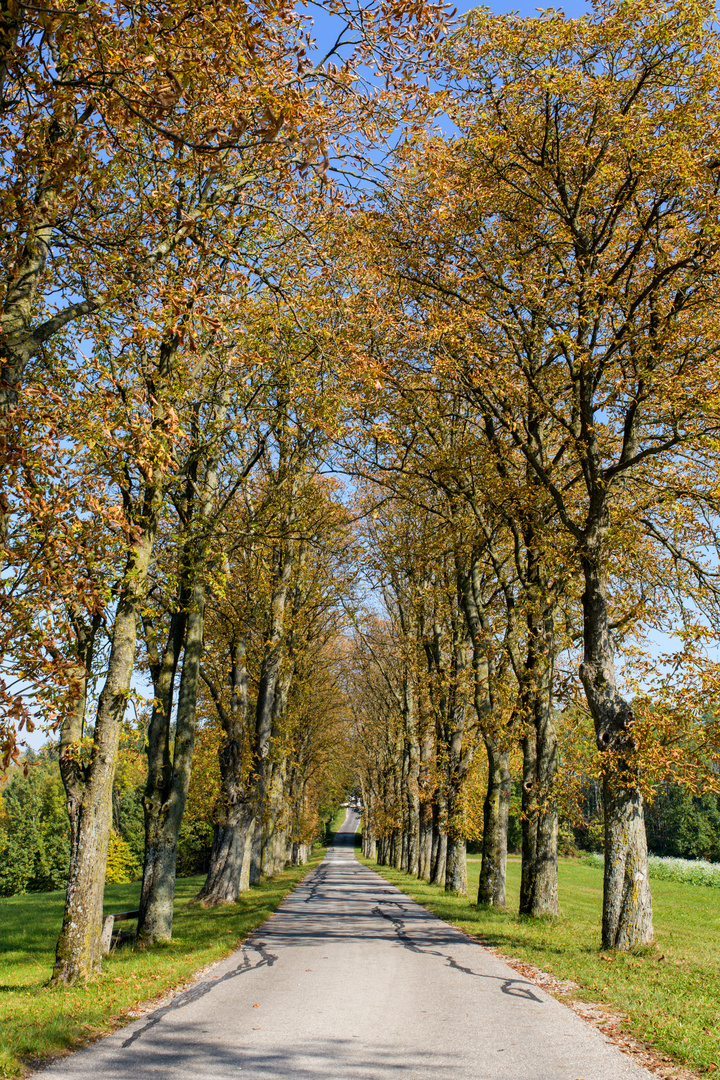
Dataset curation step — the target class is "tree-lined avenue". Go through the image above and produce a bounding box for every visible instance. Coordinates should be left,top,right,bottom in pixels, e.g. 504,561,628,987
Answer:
36,812,655,1080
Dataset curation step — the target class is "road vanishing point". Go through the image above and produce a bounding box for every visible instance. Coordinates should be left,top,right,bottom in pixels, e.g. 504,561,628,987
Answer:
38,812,656,1080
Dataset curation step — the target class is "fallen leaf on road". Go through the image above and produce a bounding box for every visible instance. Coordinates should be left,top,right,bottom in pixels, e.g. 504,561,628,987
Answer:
253,1003,260,1007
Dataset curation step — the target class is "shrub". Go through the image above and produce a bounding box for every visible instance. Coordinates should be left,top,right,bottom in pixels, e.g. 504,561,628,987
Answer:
105,830,141,884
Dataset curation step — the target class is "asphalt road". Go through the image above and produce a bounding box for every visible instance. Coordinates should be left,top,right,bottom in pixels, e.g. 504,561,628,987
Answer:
38,811,657,1080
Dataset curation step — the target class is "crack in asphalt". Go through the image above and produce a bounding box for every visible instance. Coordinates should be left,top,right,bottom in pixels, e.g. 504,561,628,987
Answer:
371,904,543,1002
121,941,278,1049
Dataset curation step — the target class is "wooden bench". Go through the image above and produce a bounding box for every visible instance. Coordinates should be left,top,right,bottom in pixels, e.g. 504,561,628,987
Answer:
101,909,140,954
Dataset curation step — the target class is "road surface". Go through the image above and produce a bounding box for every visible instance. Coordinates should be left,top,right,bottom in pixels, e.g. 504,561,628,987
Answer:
38,811,656,1079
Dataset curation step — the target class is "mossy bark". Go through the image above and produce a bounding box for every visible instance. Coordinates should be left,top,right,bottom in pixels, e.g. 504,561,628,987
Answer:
250,514,296,879
200,798,255,903
138,581,206,943
430,796,447,885
197,633,254,904
418,801,434,879
580,553,653,949
602,773,653,948
445,836,468,895
138,401,226,939
478,736,510,906
53,489,161,981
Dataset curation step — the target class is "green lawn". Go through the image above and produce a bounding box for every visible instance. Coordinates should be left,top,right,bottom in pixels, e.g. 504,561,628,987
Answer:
329,804,350,836
0,852,326,1079
358,853,720,1075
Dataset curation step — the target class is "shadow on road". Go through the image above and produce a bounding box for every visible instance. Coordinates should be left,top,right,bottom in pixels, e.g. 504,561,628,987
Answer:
72,1028,462,1079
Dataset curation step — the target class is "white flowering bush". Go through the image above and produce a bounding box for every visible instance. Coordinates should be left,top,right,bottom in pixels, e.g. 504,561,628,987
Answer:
581,851,720,888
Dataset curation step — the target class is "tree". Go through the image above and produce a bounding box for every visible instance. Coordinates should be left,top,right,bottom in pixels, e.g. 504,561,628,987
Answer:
371,0,720,947
196,434,356,903
0,0,453,772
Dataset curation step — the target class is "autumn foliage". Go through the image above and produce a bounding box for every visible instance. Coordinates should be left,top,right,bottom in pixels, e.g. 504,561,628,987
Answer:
2,0,720,980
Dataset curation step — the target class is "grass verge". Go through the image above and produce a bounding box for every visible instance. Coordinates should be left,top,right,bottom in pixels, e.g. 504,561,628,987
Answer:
357,852,720,1075
0,849,326,1078
326,804,349,840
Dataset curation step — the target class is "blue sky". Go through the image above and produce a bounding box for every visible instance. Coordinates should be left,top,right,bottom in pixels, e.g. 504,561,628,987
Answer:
303,0,594,58
457,0,590,15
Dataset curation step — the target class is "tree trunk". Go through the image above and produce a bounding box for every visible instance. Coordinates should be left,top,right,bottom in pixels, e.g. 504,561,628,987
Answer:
361,791,377,858
138,580,205,943
533,682,559,917
445,836,467,895
53,510,159,981
432,832,447,884
138,607,185,931
445,761,468,896
478,736,510,906
197,743,252,901
390,827,402,869
580,553,653,949
138,396,229,935
519,726,538,915
400,829,409,872
406,778,420,876
444,655,470,897
417,724,435,879
602,772,653,948
250,519,296,877
403,676,421,876
261,760,288,877
430,803,447,886
197,622,255,904
519,600,559,919
418,801,433,879
249,824,263,883
54,765,114,981
200,805,255,902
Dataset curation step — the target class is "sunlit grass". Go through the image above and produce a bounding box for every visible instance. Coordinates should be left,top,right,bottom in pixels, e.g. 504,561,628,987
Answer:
0,852,326,1078
358,852,720,1075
